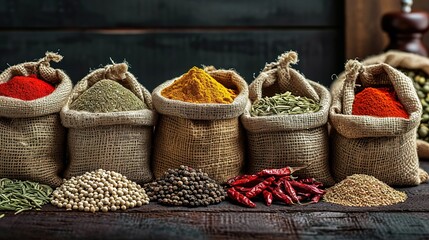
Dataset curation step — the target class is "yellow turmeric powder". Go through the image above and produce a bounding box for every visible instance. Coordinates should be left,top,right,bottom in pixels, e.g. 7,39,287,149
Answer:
161,66,237,104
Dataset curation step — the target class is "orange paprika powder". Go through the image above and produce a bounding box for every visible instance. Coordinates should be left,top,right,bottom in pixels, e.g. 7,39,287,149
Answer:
0,74,55,100
352,87,409,118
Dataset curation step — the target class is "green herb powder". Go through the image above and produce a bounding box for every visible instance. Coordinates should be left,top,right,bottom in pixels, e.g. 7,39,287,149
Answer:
70,79,147,113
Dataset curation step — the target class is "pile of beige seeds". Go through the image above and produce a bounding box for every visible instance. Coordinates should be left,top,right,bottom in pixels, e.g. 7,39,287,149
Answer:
324,174,407,207
51,169,149,212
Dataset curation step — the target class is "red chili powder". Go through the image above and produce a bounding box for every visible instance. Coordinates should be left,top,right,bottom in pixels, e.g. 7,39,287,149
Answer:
352,87,409,118
0,74,55,100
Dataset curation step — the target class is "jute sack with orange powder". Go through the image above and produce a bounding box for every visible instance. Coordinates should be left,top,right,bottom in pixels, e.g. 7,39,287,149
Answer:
152,66,248,183
0,52,72,187
241,51,334,186
330,59,428,186
331,50,429,160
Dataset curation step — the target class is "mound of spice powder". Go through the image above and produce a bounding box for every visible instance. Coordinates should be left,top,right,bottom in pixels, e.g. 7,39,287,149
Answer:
70,79,147,113
324,174,407,207
0,74,55,100
352,87,409,118
161,66,237,104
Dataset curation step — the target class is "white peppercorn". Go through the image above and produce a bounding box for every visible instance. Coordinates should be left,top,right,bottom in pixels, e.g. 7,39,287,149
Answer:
51,169,149,212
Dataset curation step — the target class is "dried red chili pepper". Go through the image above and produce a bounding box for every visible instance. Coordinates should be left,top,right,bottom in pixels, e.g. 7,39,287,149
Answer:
227,188,256,208
290,180,325,195
311,194,322,203
271,187,293,205
230,175,260,187
262,190,273,206
257,166,305,177
233,186,252,193
227,174,255,186
245,176,275,199
298,178,323,187
283,179,299,203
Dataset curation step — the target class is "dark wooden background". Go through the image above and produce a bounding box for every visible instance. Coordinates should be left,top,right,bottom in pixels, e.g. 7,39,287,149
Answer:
0,0,344,91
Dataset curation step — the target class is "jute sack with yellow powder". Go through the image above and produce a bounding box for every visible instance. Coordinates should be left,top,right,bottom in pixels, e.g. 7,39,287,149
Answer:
61,62,157,184
241,51,334,186
152,66,248,183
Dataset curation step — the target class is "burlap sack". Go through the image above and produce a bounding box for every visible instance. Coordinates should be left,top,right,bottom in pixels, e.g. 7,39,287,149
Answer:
331,51,429,160
152,66,248,183
330,59,429,186
240,51,334,186
0,52,72,187
61,62,156,183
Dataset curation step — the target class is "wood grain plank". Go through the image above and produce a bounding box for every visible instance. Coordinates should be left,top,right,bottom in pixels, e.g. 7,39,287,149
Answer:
0,211,428,240
0,30,344,90
0,0,342,28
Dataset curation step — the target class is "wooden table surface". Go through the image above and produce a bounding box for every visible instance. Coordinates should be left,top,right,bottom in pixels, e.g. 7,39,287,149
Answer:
1,162,429,240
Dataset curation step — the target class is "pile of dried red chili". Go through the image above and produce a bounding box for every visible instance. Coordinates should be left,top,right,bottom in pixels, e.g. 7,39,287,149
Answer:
0,74,55,101
226,166,325,208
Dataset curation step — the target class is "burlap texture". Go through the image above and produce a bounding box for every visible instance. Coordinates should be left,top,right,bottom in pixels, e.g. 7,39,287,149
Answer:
61,63,156,184
240,51,334,186
331,51,429,159
330,59,428,186
0,52,72,187
152,67,248,183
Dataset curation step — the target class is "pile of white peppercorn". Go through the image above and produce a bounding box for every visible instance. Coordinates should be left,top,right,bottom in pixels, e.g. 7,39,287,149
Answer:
51,169,149,212
143,165,226,207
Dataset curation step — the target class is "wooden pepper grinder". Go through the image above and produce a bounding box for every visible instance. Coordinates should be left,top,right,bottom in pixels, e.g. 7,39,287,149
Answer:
382,0,429,56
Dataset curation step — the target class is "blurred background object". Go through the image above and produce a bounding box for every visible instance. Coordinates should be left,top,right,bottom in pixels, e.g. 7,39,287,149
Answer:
346,0,429,59
382,0,429,56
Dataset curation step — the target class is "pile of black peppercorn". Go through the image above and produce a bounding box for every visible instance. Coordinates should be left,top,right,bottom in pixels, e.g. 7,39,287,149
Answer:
143,165,226,207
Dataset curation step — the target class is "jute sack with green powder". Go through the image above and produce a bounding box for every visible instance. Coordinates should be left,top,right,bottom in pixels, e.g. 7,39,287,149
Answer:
330,50,429,160
152,66,248,183
61,62,156,183
0,52,72,187
241,51,334,186
330,59,428,186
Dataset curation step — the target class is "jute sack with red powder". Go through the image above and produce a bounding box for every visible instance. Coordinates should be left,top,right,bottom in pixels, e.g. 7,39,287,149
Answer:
61,63,156,184
241,51,335,186
330,59,428,186
152,67,248,183
0,52,72,187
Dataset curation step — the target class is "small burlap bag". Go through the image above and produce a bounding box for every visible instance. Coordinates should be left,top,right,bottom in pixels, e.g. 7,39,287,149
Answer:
241,51,334,186
61,62,156,183
152,66,248,183
0,52,72,187
330,59,429,186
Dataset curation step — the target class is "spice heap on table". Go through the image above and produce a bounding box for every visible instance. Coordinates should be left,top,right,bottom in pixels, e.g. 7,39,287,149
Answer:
226,166,325,208
324,174,407,207
51,169,149,212
144,165,226,207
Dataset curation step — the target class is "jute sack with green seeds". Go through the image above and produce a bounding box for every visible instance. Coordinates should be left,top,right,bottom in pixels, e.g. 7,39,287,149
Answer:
330,59,428,186
241,51,334,186
0,52,72,187
61,62,157,184
330,50,429,160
